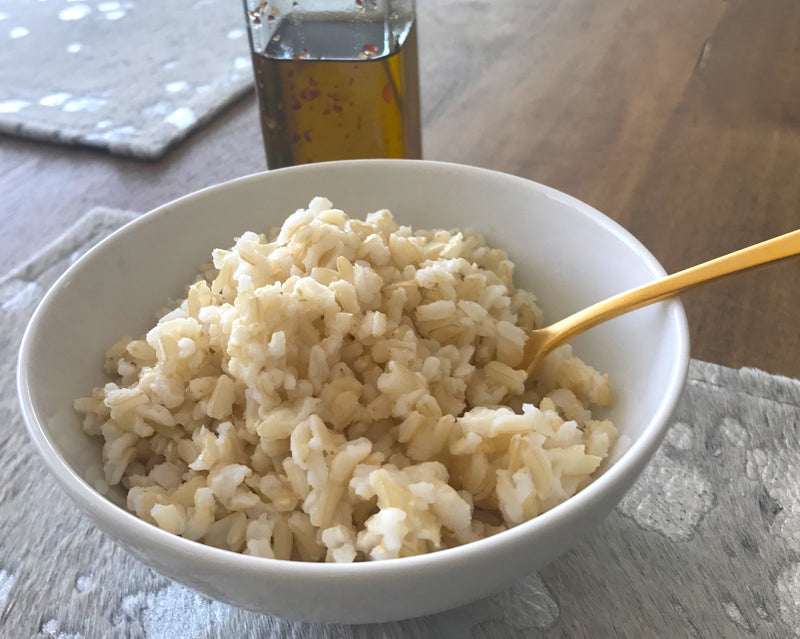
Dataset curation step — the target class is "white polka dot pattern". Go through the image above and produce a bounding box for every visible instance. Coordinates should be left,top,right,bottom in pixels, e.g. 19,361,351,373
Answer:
0,1,252,158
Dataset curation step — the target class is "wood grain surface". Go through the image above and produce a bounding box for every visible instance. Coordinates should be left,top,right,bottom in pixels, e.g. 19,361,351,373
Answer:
2,0,799,376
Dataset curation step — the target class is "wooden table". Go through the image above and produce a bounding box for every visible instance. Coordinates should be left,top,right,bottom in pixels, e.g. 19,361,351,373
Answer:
3,0,799,377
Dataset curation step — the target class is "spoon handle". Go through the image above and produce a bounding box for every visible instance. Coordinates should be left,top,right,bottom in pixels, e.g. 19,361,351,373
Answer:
546,228,800,347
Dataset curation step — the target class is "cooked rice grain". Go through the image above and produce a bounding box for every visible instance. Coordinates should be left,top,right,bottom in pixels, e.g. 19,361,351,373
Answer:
76,197,616,562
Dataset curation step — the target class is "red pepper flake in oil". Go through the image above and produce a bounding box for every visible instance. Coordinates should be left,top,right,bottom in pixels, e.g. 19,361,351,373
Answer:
359,44,377,59
248,1,268,24
304,130,312,142
332,104,343,113
300,87,320,100
381,82,393,103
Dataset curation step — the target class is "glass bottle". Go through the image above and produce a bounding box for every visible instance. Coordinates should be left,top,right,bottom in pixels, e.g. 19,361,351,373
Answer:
243,0,422,168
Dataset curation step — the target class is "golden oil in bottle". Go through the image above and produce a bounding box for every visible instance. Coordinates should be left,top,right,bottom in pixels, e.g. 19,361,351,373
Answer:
251,14,421,168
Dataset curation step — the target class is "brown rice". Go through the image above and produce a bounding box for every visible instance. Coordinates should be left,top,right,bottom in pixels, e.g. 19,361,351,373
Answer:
76,198,616,562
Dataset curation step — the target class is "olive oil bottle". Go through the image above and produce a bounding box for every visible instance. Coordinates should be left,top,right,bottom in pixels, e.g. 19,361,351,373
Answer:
245,2,421,168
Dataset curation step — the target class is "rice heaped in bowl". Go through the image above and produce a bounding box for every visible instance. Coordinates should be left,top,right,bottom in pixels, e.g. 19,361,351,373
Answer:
75,197,616,562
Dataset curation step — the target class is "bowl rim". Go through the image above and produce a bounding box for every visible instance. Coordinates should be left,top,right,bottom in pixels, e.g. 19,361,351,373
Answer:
17,159,690,578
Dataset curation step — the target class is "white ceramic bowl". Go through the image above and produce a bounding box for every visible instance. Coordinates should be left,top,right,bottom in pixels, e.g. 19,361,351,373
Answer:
18,160,689,623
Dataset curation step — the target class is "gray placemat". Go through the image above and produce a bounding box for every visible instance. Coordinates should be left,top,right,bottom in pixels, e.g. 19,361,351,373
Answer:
0,1,253,159
2,209,799,638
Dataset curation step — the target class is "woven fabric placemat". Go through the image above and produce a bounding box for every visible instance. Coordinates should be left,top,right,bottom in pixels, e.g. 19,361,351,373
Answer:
1,208,798,637
0,1,252,159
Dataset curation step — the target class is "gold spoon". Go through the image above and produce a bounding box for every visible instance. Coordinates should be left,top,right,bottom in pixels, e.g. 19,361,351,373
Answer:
522,229,800,375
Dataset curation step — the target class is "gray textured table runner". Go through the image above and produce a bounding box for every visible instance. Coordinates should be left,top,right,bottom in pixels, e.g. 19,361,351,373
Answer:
2,209,799,638
0,1,252,159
